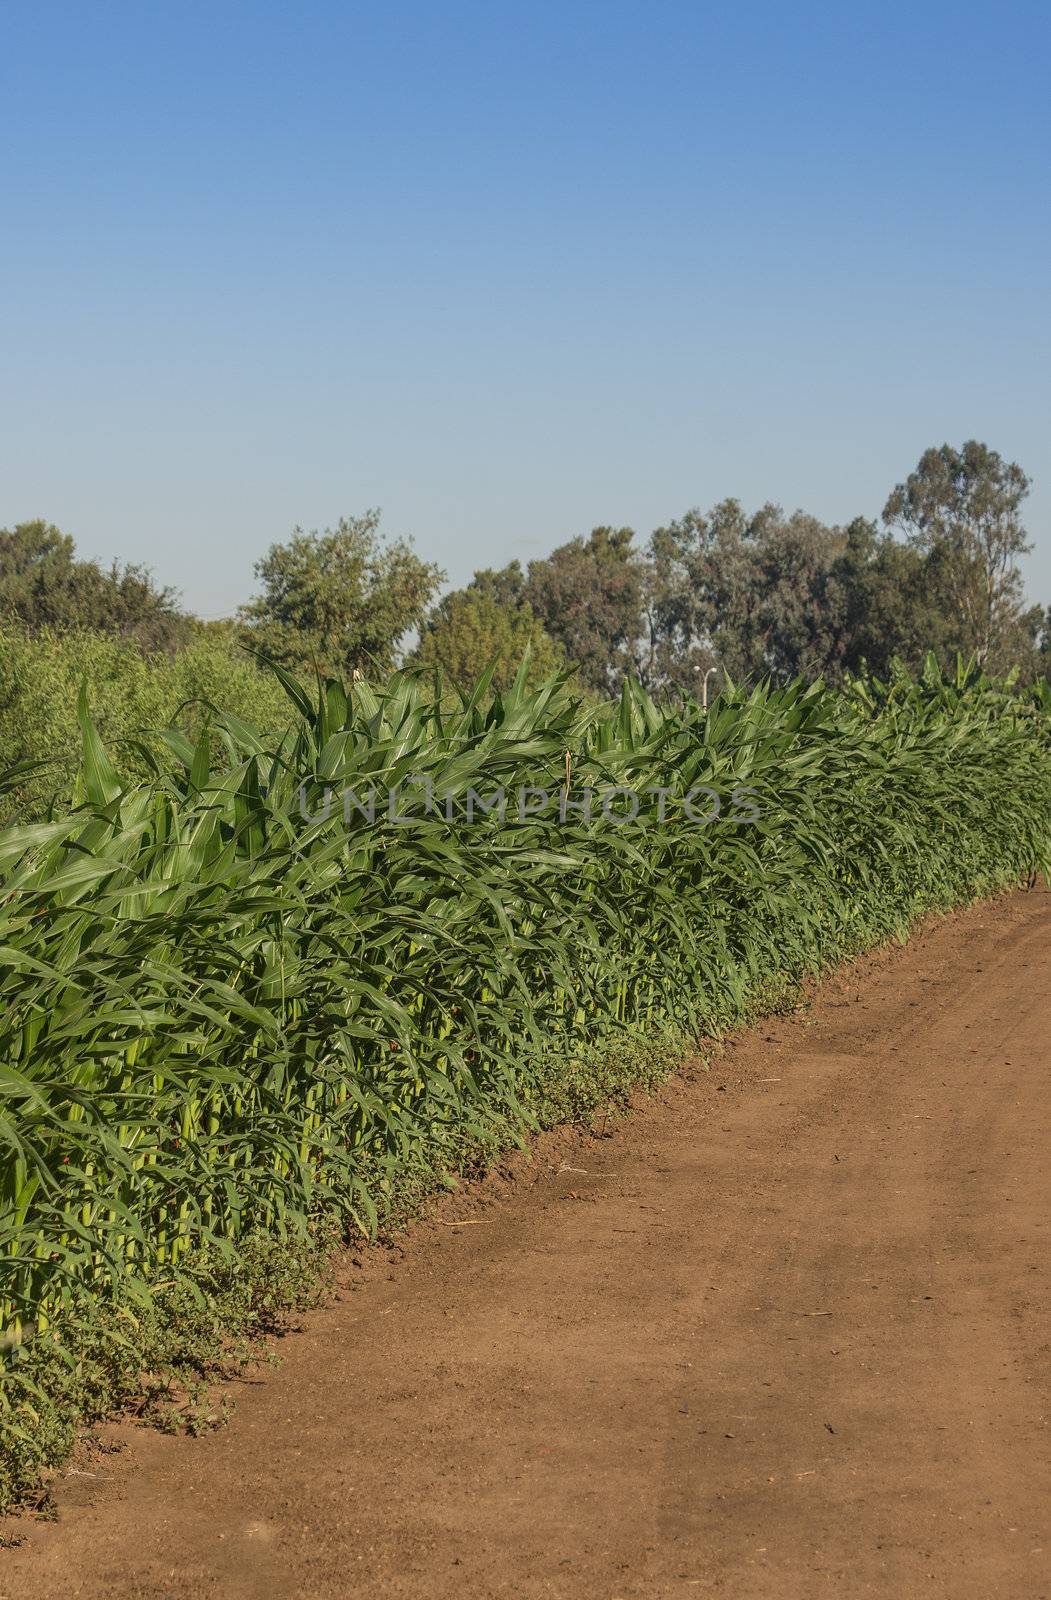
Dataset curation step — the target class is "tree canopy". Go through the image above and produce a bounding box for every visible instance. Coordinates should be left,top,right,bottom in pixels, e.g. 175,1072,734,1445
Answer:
0,520,190,652
239,511,444,679
411,583,563,690
883,441,1032,671
523,527,642,695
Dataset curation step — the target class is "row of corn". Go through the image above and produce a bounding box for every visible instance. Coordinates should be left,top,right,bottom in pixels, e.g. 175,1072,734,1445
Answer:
0,655,1048,1351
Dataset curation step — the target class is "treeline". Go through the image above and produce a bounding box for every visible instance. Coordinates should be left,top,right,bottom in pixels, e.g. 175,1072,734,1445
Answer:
418,441,1050,693
2,440,1048,726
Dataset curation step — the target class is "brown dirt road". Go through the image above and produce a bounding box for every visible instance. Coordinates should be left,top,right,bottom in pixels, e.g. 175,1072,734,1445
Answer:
4,889,1050,1599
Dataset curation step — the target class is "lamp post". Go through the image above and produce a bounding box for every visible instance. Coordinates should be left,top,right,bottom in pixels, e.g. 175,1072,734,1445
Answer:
701,667,718,711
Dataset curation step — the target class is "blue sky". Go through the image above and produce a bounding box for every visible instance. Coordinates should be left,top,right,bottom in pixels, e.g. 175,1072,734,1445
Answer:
2,0,1049,616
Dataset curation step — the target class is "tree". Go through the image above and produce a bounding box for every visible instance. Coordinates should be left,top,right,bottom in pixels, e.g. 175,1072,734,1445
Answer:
644,501,745,691
0,520,190,652
831,517,957,678
524,527,643,694
240,511,444,680
411,584,563,689
644,501,850,690
882,442,1032,669
468,561,529,609
744,507,850,682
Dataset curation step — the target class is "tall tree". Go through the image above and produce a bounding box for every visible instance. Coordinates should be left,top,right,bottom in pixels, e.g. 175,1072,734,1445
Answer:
524,527,643,694
240,511,444,680
0,520,190,652
882,441,1032,669
645,501,849,690
831,517,958,678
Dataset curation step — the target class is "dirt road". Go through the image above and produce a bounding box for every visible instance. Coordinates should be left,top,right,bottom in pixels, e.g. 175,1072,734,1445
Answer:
5,890,1049,1599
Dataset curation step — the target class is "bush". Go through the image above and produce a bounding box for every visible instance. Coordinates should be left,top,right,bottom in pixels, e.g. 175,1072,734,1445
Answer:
0,624,291,823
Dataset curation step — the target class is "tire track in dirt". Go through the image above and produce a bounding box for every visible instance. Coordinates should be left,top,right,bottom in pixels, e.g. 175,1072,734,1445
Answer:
4,889,1049,1599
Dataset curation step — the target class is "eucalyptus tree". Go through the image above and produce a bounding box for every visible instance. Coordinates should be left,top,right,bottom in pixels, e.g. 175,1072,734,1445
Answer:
883,441,1032,670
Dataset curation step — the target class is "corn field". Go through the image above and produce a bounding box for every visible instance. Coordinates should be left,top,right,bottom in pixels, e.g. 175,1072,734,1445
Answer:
0,657,1049,1396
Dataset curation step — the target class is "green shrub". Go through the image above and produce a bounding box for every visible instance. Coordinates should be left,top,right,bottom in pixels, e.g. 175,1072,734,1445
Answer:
0,624,291,823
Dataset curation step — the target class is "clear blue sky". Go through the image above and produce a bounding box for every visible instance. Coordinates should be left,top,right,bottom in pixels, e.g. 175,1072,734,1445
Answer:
2,0,1049,617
